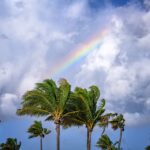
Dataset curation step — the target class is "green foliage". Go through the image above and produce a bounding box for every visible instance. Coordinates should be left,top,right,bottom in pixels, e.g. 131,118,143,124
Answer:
99,113,118,135
63,85,106,150
28,121,51,139
109,114,125,150
0,138,21,150
16,78,125,150
68,85,105,130
17,78,73,150
17,78,72,123
110,114,125,131
96,134,118,150
145,145,150,150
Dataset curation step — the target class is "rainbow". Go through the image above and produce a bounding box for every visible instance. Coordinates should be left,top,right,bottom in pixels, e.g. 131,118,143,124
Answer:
49,28,109,76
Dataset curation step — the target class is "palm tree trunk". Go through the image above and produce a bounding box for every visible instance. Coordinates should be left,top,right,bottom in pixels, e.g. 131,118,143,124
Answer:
56,122,60,150
118,128,123,150
101,127,106,136
108,146,111,150
87,128,92,150
40,137,43,150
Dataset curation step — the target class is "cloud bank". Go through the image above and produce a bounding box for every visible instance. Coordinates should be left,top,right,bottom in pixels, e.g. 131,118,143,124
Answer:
75,2,150,126
0,0,150,126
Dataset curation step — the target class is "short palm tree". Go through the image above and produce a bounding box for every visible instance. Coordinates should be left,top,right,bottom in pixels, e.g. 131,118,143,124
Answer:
0,138,21,150
69,86,106,150
99,113,117,136
96,134,118,150
145,145,150,150
110,114,125,150
17,78,75,150
28,121,51,150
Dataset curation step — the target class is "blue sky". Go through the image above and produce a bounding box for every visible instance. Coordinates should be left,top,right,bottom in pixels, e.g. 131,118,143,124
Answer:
0,0,150,149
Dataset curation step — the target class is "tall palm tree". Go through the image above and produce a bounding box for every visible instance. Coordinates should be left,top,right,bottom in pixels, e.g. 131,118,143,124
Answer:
68,86,105,150
28,121,51,150
110,114,125,150
17,78,75,150
96,134,118,150
0,138,21,150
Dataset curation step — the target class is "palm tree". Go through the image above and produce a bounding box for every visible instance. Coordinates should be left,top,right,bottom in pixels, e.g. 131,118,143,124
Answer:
0,138,21,150
110,114,125,150
28,121,51,150
96,134,118,150
99,113,117,136
69,86,105,150
145,145,150,150
17,78,76,150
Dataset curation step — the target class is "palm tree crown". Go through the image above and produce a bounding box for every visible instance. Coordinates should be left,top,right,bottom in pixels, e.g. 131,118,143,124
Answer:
72,86,105,130
0,138,21,150
17,78,74,150
28,120,51,138
99,113,118,135
96,134,118,150
17,79,71,121
110,114,125,150
28,121,51,150
145,145,150,150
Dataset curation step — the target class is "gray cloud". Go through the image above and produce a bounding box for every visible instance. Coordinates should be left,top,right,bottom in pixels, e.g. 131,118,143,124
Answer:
0,0,149,126
0,0,93,119
75,3,150,126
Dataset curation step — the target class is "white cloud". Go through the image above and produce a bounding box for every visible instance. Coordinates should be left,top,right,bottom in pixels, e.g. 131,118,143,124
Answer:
0,0,89,119
105,66,135,99
0,0,150,127
0,63,14,86
65,1,86,19
0,93,18,118
124,112,150,126
75,5,150,126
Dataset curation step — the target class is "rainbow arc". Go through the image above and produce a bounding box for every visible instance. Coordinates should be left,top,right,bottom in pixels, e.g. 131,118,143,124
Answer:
48,28,109,77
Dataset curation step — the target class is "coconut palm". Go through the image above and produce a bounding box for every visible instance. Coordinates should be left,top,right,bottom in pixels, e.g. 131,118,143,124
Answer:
145,145,150,150
110,114,125,150
68,86,105,150
17,78,75,150
28,121,51,150
99,113,117,136
96,134,118,150
0,138,21,150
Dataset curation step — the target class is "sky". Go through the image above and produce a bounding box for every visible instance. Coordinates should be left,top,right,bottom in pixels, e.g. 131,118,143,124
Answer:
0,0,150,149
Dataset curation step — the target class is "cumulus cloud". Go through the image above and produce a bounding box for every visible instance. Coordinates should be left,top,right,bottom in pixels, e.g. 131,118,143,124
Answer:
0,93,18,119
124,112,150,126
0,0,149,126
0,0,91,119
65,1,86,19
144,0,150,9
75,2,150,126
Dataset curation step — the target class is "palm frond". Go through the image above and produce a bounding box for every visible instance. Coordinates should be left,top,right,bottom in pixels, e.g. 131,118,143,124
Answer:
17,107,49,116
74,87,93,119
22,90,54,112
28,121,51,139
110,114,125,130
94,99,106,124
96,134,118,150
89,85,100,103
43,128,51,135
58,78,71,111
